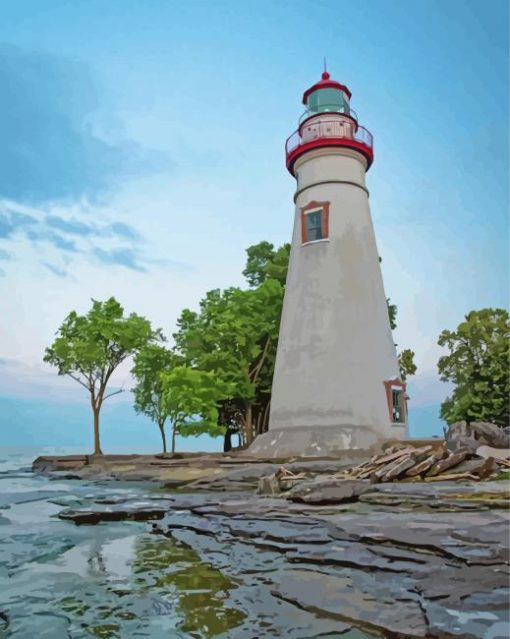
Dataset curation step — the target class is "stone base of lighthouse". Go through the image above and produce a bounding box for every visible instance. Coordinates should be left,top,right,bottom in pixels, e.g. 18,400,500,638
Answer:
247,424,378,458
248,423,406,459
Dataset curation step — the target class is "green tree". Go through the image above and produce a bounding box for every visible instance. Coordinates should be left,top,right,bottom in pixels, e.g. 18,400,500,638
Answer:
173,278,284,445
132,344,179,454
398,348,417,381
437,308,509,426
387,296,417,381
161,366,233,455
44,297,162,455
243,241,290,287
387,299,398,330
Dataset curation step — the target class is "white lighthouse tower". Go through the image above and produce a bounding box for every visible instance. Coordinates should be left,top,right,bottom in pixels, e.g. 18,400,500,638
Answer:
250,70,408,458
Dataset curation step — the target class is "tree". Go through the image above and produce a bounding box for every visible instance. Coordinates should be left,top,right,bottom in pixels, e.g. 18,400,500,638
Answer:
132,344,179,454
398,348,417,381
243,241,290,287
387,296,417,382
379,257,397,331
437,308,510,426
173,278,284,446
387,299,398,331
44,297,162,455
160,366,233,455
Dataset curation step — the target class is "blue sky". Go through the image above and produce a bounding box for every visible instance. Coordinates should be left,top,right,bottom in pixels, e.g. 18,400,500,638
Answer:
0,0,508,451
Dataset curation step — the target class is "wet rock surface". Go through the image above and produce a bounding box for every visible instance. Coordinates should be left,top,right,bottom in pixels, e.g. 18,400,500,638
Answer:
58,498,174,525
149,489,510,639
22,452,510,638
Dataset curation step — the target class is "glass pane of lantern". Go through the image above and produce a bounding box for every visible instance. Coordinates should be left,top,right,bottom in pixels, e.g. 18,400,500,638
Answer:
307,88,346,113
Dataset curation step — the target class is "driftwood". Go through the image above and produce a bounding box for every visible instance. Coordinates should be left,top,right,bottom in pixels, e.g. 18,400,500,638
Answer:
427,450,468,477
382,455,416,481
373,458,403,480
369,447,419,466
473,457,498,479
405,452,443,477
341,440,500,484
425,472,480,482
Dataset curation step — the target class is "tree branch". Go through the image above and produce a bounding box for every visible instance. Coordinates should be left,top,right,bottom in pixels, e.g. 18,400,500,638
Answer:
102,389,124,402
67,372,91,392
249,337,271,384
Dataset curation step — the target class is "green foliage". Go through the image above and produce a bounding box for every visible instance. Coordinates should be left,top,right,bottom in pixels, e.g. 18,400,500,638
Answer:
44,297,162,453
387,298,397,331
243,241,290,287
161,366,234,452
132,344,179,453
389,299,416,380
437,308,510,426
173,244,287,444
398,348,417,381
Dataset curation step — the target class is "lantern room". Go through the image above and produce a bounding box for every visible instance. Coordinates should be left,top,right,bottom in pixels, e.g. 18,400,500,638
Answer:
302,71,352,116
285,71,373,176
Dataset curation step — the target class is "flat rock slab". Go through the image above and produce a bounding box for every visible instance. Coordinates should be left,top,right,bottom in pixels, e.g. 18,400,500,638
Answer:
148,491,509,638
58,499,174,525
271,568,428,638
286,479,371,504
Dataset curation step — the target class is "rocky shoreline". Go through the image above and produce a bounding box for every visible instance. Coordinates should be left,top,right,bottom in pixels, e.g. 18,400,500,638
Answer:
32,451,510,638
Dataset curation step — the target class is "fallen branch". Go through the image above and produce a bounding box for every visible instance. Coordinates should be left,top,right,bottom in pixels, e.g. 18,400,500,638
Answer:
382,455,416,481
425,472,480,482
427,450,468,477
279,473,306,481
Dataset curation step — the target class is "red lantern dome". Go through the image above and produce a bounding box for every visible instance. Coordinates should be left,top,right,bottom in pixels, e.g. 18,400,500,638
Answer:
285,71,374,176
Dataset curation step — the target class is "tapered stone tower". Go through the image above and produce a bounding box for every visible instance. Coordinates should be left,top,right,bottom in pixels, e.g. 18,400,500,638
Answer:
250,71,408,458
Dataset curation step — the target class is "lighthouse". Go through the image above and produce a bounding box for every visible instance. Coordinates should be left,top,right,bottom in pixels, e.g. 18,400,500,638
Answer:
251,70,408,457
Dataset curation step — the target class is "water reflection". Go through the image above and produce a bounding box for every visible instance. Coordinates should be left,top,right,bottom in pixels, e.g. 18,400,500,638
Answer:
133,535,247,637
38,533,247,638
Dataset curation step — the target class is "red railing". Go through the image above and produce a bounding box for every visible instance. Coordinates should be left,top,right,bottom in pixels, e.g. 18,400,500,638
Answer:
285,116,374,173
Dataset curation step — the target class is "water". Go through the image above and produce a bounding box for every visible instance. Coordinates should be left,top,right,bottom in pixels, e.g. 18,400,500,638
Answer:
0,450,247,638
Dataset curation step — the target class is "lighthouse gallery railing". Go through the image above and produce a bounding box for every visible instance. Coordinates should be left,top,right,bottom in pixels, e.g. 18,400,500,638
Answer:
285,120,373,157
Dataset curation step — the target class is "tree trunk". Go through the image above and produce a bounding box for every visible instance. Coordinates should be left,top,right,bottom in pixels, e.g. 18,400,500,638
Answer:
93,407,103,455
171,424,177,455
261,400,271,434
159,421,167,455
245,405,253,445
223,428,232,453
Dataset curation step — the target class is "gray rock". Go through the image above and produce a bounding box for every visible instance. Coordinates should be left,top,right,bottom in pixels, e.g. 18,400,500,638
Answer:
286,479,371,504
58,499,173,525
147,490,509,639
270,568,428,637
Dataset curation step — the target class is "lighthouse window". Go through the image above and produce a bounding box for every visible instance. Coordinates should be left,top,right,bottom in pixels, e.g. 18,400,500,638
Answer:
383,379,407,425
392,389,405,424
300,201,330,244
306,210,323,241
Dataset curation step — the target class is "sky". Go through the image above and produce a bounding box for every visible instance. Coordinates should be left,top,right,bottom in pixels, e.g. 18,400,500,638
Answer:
0,0,508,452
